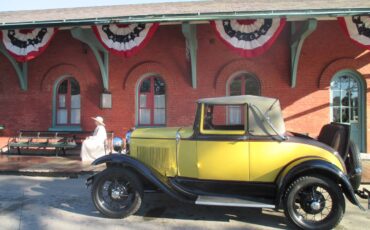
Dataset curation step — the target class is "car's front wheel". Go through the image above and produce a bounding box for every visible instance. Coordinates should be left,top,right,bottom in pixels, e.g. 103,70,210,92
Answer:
283,176,345,230
91,167,143,218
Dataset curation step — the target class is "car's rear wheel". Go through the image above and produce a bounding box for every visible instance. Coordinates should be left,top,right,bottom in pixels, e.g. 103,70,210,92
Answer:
283,176,345,230
91,167,143,218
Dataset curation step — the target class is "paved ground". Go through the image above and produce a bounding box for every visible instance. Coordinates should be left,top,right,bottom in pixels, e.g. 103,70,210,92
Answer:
0,175,370,230
0,155,104,176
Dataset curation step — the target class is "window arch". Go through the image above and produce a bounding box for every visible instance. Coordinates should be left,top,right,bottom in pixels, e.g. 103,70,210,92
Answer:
228,72,261,96
137,75,166,126
53,77,81,127
227,72,261,124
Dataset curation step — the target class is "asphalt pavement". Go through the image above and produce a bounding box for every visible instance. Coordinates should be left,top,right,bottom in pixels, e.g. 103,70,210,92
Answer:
0,175,369,230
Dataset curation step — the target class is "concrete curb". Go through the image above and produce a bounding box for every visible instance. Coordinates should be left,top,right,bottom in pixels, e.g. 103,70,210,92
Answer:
0,170,97,178
361,153,370,160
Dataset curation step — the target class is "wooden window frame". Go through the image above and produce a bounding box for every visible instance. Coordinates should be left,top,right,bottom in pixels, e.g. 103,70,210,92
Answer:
138,76,166,127
226,72,261,125
51,76,82,131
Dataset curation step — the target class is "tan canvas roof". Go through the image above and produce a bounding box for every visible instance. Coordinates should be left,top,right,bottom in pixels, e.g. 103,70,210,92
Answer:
198,95,278,105
0,0,369,28
198,95,286,136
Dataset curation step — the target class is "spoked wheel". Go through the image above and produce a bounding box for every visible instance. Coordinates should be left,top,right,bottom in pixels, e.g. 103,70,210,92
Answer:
91,167,143,218
284,176,345,230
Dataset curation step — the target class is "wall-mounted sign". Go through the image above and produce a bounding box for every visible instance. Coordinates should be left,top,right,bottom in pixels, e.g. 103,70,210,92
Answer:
100,93,112,109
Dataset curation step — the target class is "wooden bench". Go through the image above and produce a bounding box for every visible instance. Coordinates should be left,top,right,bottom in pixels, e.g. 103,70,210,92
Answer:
7,130,114,156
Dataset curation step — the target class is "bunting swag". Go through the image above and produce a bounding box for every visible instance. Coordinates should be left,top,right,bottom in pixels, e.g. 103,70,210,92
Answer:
211,18,286,58
338,16,370,49
1,28,57,62
93,23,159,57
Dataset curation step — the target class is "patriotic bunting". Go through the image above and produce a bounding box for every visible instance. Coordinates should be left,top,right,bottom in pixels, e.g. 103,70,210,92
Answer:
338,16,370,50
93,23,159,57
1,28,57,62
211,18,286,58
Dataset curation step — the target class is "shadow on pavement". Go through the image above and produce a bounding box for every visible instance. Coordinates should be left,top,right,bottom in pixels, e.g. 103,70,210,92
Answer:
0,176,288,229
136,193,287,229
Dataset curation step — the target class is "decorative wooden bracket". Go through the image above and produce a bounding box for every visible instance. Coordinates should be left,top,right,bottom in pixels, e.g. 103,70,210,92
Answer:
290,19,317,88
0,43,28,91
182,23,198,89
71,28,109,91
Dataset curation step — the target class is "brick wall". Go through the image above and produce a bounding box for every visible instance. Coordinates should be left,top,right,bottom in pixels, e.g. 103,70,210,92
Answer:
0,20,369,151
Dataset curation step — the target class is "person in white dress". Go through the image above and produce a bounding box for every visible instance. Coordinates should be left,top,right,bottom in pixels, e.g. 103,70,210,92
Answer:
80,116,107,163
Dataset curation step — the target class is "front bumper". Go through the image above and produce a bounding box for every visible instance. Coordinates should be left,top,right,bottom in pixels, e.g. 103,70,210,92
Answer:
356,187,370,210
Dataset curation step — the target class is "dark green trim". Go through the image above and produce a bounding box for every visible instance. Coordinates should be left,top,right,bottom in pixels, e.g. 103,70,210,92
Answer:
48,126,82,132
71,28,109,91
181,23,198,89
0,43,28,91
290,19,317,88
51,75,82,129
1,8,370,29
330,69,366,152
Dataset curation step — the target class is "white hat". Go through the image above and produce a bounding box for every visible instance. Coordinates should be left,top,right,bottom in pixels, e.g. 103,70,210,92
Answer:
91,116,105,126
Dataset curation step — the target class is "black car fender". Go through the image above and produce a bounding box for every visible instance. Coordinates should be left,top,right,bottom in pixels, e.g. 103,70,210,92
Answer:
86,154,195,203
275,159,364,210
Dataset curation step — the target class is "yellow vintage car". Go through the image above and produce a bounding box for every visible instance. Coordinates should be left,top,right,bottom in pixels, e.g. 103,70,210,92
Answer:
87,95,368,230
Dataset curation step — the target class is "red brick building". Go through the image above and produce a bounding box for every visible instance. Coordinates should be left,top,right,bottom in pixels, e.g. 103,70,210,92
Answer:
0,1,370,152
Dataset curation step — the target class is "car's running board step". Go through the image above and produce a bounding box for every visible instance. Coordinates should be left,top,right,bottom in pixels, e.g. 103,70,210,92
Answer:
195,195,275,208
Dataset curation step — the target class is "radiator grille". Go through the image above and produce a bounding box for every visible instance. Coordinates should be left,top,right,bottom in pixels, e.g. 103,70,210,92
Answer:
136,146,171,173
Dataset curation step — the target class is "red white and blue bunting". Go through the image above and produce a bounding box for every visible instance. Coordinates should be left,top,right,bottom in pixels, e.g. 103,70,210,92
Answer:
93,23,159,57
338,16,370,50
1,28,57,62
211,18,286,58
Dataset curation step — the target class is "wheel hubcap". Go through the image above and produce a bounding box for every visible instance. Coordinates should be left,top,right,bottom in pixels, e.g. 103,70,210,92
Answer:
111,189,121,200
310,201,321,211
97,177,134,212
110,183,128,200
293,185,333,223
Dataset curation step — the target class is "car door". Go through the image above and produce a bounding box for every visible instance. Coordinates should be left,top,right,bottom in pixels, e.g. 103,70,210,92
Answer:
195,103,249,181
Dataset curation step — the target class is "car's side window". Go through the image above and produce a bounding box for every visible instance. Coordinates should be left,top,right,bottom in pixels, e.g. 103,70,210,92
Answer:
200,104,246,135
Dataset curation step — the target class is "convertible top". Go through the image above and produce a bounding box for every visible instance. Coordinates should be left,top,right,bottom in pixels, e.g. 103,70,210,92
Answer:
198,95,286,137
197,95,278,105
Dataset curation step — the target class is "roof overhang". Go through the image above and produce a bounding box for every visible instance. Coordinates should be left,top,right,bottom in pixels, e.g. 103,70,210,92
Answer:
0,0,369,29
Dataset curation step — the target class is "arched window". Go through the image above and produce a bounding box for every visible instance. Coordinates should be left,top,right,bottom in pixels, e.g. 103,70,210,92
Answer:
228,73,261,96
227,73,261,124
137,76,166,126
330,70,365,151
55,77,81,126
